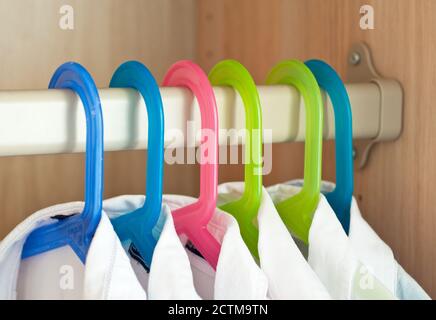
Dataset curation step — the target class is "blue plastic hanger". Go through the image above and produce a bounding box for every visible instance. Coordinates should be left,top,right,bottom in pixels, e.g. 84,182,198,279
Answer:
109,61,164,268
21,62,104,263
305,59,353,234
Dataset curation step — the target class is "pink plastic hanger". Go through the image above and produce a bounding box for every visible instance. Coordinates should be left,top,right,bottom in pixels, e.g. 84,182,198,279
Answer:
163,60,221,270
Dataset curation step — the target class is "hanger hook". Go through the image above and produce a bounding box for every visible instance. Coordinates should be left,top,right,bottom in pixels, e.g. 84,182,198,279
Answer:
22,62,104,262
163,60,221,269
305,59,354,234
266,60,323,244
109,61,165,266
208,59,263,259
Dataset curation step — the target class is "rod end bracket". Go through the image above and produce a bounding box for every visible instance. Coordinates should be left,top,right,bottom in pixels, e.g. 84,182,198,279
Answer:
347,42,403,169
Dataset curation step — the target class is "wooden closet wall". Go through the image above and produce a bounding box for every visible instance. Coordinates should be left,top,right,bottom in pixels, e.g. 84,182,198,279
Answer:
0,0,199,238
196,0,436,297
0,0,435,298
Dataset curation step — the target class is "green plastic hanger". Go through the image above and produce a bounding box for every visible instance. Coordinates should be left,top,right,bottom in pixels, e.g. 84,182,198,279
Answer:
209,60,263,259
265,60,324,244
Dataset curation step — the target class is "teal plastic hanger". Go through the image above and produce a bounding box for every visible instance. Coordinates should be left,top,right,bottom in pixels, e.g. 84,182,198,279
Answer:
266,60,323,244
109,61,164,268
209,60,263,259
305,59,353,234
22,62,104,263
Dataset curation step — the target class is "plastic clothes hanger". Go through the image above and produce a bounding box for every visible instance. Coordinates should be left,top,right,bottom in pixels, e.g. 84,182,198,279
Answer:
163,60,221,270
208,60,263,259
109,61,165,267
305,59,353,234
265,60,323,244
21,62,104,263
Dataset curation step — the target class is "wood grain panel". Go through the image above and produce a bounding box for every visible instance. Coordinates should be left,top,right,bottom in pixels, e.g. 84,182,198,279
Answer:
197,0,436,297
0,0,199,237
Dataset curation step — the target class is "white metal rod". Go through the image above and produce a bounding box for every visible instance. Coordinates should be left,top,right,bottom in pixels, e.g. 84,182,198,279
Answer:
0,83,381,156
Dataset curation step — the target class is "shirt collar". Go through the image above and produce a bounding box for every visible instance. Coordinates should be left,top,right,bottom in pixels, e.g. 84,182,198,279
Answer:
103,195,200,300
218,181,331,299
162,194,268,300
0,202,146,300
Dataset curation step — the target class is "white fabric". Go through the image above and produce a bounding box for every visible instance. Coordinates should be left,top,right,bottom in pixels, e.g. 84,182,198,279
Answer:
162,194,269,300
0,202,147,300
102,195,200,300
396,265,430,300
349,198,396,289
320,182,431,299
267,182,396,300
318,181,430,300
349,198,430,299
217,182,331,300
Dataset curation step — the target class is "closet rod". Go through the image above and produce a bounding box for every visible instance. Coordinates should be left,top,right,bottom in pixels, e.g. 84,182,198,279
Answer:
0,83,397,157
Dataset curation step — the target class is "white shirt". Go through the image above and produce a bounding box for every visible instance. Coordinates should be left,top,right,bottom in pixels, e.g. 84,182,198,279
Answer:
0,202,147,300
318,181,430,300
162,194,269,300
217,182,331,300
103,195,200,300
267,182,397,300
